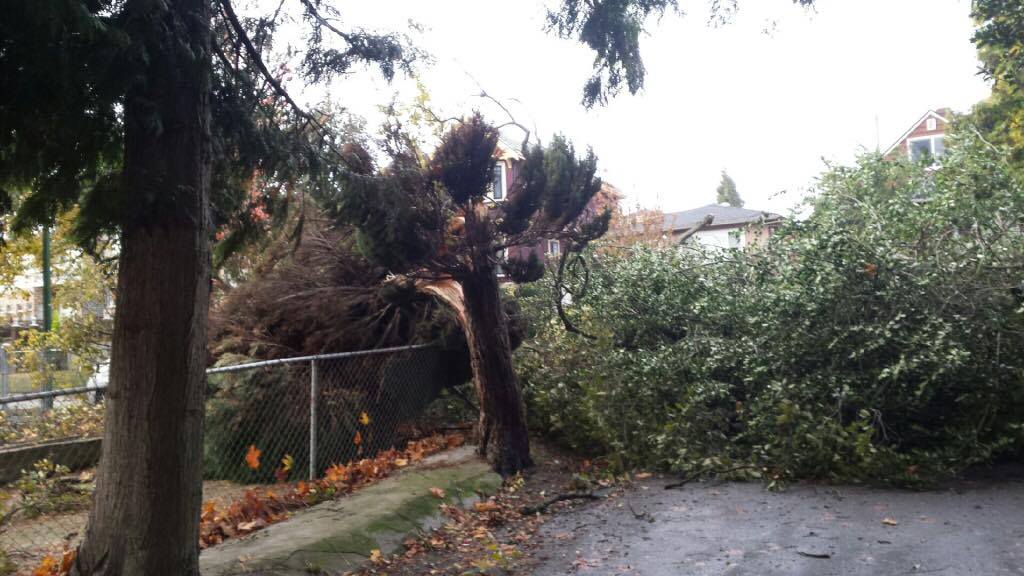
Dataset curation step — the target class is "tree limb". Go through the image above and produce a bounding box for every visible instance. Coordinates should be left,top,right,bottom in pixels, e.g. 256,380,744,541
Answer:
554,247,596,340
676,214,715,245
218,0,317,124
520,492,601,515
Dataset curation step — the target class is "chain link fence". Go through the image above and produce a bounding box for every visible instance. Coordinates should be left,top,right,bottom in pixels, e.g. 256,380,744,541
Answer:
1,344,457,572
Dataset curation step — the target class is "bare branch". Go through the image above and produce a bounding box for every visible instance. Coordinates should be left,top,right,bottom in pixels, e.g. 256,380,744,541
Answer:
554,247,597,340
676,214,714,244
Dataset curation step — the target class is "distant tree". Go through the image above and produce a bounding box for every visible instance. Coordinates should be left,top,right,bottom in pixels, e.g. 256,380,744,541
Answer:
971,0,1024,171
328,114,610,475
716,170,744,207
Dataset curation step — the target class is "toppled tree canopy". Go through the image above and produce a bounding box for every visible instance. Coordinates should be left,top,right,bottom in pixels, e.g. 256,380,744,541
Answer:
208,213,466,361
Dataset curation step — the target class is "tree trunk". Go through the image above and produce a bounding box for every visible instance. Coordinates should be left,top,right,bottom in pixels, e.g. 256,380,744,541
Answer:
73,0,212,574
460,266,533,476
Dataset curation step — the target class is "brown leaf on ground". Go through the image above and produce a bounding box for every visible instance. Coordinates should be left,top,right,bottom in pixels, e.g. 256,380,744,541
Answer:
473,500,500,512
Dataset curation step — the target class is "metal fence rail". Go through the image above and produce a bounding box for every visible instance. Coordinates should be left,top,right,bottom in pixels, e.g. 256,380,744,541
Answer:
1,344,450,571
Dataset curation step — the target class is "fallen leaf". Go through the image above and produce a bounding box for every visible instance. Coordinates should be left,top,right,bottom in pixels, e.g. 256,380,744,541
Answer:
430,487,446,499
474,501,500,512
369,549,383,564
238,519,266,531
635,472,653,480
394,458,409,467
359,411,371,425
882,517,899,526
353,430,363,446
245,445,261,470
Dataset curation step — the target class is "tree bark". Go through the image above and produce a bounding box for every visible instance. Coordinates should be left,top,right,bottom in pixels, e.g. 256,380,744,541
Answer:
460,266,533,476
73,0,212,574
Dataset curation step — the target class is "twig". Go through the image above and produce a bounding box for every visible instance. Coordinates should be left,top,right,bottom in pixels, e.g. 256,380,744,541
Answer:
664,464,757,489
219,0,316,125
554,249,596,340
446,385,478,412
521,492,601,515
625,496,654,523
796,551,831,559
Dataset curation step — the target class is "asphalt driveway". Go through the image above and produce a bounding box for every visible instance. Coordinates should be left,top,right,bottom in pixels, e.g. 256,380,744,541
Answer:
531,470,1024,575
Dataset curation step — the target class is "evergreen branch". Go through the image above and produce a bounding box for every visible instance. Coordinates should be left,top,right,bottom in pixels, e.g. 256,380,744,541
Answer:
218,0,317,125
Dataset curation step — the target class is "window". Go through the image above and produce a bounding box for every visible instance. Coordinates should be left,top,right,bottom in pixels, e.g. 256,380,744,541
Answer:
908,135,945,163
496,248,508,277
926,117,937,131
491,163,505,201
547,240,560,257
728,229,742,249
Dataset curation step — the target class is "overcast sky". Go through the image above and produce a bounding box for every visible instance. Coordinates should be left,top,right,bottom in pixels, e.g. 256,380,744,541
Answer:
303,0,991,215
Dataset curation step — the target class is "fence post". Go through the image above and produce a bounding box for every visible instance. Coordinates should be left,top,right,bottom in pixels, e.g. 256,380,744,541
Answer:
309,358,318,481
0,347,8,411
39,350,53,412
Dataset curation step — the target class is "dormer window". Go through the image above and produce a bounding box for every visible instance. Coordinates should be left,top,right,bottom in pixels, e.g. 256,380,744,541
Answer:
908,135,945,163
492,162,506,201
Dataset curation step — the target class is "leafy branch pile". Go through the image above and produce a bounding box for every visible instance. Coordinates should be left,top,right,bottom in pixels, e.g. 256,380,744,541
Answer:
519,131,1024,485
0,401,104,446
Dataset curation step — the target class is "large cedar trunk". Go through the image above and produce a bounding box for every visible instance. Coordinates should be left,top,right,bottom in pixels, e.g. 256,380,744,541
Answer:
461,267,533,476
73,0,212,574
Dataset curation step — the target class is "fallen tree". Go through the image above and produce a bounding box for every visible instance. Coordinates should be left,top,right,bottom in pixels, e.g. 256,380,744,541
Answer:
324,115,610,475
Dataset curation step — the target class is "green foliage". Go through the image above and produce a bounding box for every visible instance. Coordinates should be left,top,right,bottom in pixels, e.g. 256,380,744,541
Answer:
0,400,104,445
716,170,743,207
519,131,1024,485
546,0,816,107
971,0,1024,172
0,0,417,256
329,115,607,285
1,211,114,394
13,459,91,518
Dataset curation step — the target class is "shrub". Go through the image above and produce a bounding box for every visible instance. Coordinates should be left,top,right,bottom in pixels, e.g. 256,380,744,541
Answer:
13,459,91,517
0,399,104,445
518,132,1024,485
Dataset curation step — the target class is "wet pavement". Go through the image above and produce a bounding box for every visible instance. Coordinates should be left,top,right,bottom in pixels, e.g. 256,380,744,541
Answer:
531,474,1024,575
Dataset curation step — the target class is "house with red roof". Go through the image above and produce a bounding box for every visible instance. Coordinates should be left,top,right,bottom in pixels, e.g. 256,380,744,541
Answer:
884,108,952,162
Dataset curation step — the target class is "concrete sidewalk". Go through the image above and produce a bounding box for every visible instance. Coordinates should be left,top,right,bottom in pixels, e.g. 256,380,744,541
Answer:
200,446,501,576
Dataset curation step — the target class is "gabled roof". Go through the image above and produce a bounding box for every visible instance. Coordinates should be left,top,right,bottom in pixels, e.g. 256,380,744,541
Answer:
883,108,952,156
494,136,526,161
662,204,782,232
